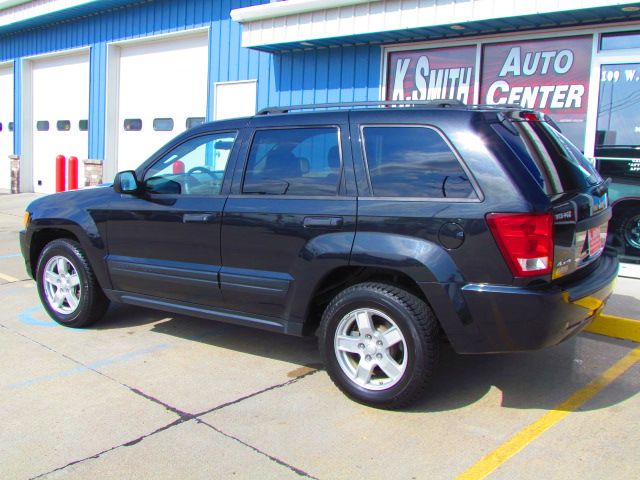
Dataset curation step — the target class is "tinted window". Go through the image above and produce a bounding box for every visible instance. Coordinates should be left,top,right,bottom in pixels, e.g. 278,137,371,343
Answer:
124,118,142,131
8,122,13,132
153,118,174,131
143,131,236,196
36,121,49,132
78,120,88,131
362,126,476,198
57,120,71,131
494,121,602,194
243,128,341,196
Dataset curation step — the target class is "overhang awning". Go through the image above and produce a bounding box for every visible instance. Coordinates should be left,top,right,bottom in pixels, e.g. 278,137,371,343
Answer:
0,0,134,35
231,0,640,52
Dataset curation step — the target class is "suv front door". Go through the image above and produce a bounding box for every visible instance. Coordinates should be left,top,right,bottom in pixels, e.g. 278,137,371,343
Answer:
220,112,357,331
105,127,239,306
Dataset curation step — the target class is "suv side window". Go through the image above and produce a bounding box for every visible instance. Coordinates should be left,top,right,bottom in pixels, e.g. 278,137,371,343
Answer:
362,126,477,199
143,131,236,195
243,127,341,196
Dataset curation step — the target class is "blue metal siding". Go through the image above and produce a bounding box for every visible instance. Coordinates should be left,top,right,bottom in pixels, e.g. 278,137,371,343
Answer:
13,60,21,155
0,0,272,157
89,43,107,160
270,44,381,109
0,0,383,160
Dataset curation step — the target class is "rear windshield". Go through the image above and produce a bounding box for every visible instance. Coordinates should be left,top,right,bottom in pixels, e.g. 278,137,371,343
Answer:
493,120,602,195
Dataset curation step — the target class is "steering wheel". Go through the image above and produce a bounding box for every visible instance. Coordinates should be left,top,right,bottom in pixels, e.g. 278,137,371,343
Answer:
187,166,216,178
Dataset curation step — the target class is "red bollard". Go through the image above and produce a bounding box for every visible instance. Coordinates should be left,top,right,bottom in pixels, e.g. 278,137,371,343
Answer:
68,156,79,190
55,155,66,192
173,160,185,174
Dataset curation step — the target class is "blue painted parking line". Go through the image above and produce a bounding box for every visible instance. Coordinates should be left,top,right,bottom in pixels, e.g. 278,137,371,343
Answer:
6,343,171,390
0,253,21,260
18,306,56,327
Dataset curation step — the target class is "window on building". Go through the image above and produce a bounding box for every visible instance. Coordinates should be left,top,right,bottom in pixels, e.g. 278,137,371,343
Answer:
243,127,341,196
153,118,174,131
362,126,476,199
79,120,88,131
57,120,71,131
36,121,49,132
186,117,205,129
8,122,13,132
601,31,640,51
0,122,2,132
143,131,237,195
124,118,142,131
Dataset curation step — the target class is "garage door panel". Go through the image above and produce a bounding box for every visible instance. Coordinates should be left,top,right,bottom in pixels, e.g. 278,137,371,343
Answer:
117,34,208,172
32,53,89,193
0,66,13,192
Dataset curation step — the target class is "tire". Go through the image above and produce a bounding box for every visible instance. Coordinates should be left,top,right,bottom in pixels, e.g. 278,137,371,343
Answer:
36,238,110,328
613,205,640,258
319,282,439,409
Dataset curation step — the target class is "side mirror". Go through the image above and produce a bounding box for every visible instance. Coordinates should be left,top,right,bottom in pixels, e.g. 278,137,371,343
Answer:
113,170,140,194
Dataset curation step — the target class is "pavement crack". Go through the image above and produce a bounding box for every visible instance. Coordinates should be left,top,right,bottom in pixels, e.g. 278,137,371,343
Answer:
29,418,186,480
197,419,319,479
129,386,192,420
4,323,322,478
192,368,321,418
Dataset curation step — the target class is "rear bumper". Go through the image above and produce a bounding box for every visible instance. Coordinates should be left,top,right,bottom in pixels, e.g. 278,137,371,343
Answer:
442,248,619,353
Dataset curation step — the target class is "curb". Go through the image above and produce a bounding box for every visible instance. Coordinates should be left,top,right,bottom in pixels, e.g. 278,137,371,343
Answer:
585,314,640,343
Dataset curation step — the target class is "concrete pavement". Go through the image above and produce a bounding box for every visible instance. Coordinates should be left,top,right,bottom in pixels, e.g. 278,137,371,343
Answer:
1,193,638,479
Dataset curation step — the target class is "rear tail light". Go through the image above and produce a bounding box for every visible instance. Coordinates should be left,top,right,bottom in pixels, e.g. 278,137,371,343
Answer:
486,213,554,277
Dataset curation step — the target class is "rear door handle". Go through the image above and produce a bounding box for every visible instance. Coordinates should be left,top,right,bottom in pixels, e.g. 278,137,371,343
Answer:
303,216,344,228
183,213,213,223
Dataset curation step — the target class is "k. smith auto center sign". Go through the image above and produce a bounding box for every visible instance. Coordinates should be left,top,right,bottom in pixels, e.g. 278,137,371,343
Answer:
386,36,592,145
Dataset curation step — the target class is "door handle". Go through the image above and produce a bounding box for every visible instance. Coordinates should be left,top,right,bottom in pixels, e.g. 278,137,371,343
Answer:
183,213,213,223
303,216,344,228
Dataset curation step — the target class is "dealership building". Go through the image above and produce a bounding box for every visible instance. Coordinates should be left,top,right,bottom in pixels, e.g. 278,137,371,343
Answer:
1,0,640,198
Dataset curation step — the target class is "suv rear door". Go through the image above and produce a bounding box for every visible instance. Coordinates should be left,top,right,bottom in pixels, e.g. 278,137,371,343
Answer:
219,112,357,332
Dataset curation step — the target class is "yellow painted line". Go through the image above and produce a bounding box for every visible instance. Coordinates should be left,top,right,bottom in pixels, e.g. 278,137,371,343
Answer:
585,314,640,343
0,272,20,283
457,346,640,480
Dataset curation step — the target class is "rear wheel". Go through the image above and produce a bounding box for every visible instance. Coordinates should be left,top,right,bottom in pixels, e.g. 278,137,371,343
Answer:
319,282,439,409
613,204,640,258
36,239,110,328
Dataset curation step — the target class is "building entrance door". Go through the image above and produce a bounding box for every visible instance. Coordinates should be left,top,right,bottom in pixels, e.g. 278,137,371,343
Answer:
593,62,640,259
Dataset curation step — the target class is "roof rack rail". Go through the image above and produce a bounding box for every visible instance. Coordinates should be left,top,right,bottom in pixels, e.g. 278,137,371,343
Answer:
257,100,466,115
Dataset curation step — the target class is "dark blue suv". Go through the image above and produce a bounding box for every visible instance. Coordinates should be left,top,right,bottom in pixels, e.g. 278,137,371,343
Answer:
20,102,618,408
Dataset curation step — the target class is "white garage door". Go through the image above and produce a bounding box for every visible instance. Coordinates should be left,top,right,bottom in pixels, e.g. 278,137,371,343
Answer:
116,33,209,172
32,52,89,193
0,65,13,192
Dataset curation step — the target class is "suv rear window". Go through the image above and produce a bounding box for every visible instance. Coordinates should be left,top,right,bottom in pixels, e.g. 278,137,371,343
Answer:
361,126,477,199
494,120,602,195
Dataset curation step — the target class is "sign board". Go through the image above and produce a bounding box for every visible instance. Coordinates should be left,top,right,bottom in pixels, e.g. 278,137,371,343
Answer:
480,36,592,144
386,45,477,103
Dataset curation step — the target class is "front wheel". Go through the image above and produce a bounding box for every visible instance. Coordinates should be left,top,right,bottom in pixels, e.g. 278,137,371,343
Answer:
36,239,110,328
319,282,439,409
